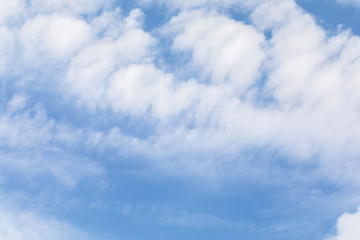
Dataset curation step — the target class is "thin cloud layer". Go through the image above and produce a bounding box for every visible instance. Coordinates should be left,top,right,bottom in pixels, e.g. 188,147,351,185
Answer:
121,205,243,228
336,0,360,7
0,94,105,187
0,203,91,240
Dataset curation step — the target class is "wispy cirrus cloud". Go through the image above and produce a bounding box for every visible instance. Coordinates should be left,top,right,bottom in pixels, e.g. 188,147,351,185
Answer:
336,0,360,7
0,94,105,187
0,203,92,240
121,204,244,228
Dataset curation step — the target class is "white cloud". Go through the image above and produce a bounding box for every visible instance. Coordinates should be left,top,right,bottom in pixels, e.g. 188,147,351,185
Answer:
0,95,105,187
29,0,106,15
3,0,360,238
163,10,265,92
58,1,360,187
140,0,262,11
121,205,243,228
0,26,15,73
6,94,27,114
65,9,155,109
0,202,92,240
336,0,360,7
0,0,24,24
329,208,360,240
105,64,202,119
19,14,93,60
249,1,360,163
121,0,360,185
9,0,360,187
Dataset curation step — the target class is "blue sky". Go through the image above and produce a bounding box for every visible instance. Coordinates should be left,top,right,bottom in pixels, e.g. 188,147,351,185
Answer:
1,0,360,239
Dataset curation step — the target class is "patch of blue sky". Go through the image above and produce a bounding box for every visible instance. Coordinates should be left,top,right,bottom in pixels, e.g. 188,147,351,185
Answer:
54,164,335,240
297,0,360,36
51,146,332,240
58,177,277,239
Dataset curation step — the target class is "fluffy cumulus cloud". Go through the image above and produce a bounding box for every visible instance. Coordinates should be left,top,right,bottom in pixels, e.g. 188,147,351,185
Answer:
166,10,265,90
0,0,23,24
156,0,360,181
2,0,360,239
65,9,156,109
19,14,93,60
59,0,360,187
6,0,359,183
330,208,360,240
